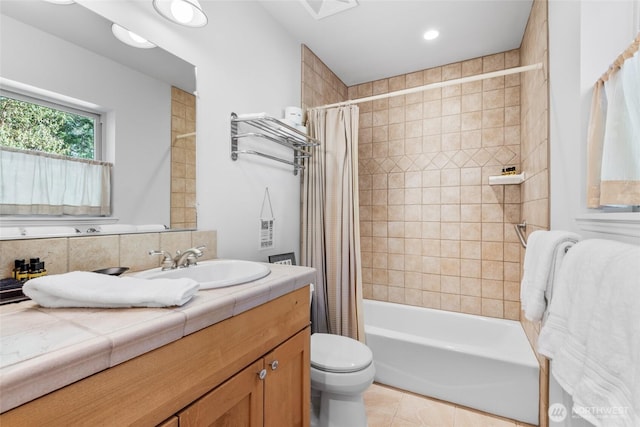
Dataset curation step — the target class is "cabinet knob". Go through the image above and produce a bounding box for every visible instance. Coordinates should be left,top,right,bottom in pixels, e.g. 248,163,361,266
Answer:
258,369,267,380
270,360,279,370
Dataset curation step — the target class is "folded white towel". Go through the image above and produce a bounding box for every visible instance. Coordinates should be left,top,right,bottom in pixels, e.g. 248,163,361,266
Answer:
520,230,581,322
23,226,79,237
235,112,268,120
97,224,138,233
135,224,167,232
23,271,199,308
539,239,640,426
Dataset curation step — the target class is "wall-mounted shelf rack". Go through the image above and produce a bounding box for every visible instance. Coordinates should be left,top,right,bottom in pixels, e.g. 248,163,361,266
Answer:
230,112,319,175
488,172,526,185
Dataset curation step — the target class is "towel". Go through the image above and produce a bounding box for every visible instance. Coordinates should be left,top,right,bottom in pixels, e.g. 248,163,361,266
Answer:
23,271,199,308
135,224,167,232
520,230,581,322
538,239,640,426
97,224,138,233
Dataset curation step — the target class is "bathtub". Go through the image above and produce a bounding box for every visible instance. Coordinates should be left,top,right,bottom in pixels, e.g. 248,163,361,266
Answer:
363,299,539,425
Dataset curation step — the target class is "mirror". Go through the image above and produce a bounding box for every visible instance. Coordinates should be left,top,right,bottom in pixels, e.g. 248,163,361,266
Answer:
0,0,196,232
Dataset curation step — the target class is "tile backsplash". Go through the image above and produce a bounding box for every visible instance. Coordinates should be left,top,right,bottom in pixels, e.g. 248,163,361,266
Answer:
0,230,217,279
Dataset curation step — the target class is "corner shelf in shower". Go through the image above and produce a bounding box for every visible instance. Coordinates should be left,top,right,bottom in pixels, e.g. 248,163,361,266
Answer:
488,172,526,185
230,112,319,175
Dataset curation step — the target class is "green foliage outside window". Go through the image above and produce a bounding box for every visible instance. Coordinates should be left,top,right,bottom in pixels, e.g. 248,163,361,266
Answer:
0,95,95,159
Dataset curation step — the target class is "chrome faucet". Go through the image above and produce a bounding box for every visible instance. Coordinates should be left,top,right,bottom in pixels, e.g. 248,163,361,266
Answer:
174,246,205,268
148,246,206,270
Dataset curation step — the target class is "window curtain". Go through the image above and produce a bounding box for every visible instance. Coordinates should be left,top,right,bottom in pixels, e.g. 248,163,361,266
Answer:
0,147,111,215
587,34,640,207
301,105,364,341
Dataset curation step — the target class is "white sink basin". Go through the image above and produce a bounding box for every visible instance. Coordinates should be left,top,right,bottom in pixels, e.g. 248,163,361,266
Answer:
135,259,271,289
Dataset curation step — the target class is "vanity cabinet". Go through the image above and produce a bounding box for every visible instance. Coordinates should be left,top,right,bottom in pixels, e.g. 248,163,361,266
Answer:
178,328,309,427
0,286,310,427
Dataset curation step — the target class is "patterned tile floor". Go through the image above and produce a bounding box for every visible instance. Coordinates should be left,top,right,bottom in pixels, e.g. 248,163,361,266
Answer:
364,383,537,427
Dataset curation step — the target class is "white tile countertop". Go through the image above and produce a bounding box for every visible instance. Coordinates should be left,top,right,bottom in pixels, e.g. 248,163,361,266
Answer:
0,263,316,413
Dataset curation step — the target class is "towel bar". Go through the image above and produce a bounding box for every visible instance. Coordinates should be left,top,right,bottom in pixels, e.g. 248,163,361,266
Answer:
515,221,527,248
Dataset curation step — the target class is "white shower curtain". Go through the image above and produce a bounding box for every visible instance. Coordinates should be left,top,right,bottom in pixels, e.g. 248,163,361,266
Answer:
301,105,364,341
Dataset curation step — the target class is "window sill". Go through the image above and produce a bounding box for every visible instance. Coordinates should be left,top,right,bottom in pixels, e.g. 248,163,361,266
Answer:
575,212,640,239
0,216,117,228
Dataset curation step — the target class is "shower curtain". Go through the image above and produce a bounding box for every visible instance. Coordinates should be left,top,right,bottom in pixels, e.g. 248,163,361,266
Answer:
301,105,365,341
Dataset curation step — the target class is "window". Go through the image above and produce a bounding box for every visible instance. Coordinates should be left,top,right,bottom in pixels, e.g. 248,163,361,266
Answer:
0,89,102,160
0,89,111,217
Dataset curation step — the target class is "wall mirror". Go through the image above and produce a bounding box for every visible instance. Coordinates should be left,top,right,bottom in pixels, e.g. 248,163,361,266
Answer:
0,0,197,234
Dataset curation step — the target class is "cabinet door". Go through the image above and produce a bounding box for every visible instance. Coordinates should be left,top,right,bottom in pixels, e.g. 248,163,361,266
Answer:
178,359,264,427
264,327,310,427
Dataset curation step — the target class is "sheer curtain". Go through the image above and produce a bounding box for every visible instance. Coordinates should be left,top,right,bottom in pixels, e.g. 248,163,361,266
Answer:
301,105,364,341
587,34,640,207
0,147,111,215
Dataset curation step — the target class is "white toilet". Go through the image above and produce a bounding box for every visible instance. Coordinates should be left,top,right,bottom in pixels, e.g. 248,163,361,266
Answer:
308,285,375,427
310,333,375,427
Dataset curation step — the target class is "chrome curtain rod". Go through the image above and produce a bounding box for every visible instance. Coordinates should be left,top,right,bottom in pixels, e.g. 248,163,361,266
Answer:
310,63,544,111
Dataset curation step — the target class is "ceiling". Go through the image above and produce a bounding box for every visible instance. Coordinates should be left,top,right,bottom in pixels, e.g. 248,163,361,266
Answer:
0,0,196,93
258,0,534,86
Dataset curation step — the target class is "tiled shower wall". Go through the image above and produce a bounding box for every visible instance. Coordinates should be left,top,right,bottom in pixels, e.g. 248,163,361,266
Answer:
301,44,348,122
353,51,523,320
170,87,197,230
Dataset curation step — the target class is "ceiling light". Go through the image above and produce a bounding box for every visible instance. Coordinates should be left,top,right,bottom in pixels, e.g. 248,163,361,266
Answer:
153,0,208,27
423,29,440,41
42,0,75,4
111,24,156,49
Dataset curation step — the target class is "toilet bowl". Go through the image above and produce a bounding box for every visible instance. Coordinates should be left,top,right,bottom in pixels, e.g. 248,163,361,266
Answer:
310,333,375,427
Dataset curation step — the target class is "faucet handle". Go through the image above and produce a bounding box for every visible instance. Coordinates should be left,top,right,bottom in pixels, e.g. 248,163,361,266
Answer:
148,250,175,270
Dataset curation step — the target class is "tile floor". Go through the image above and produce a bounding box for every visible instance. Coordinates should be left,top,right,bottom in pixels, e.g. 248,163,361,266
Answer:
364,383,537,427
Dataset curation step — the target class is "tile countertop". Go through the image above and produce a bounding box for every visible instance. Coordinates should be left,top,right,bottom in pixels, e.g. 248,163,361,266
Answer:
0,263,316,413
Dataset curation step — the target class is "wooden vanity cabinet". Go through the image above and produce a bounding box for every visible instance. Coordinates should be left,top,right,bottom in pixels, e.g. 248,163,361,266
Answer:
178,328,309,427
0,286,310,427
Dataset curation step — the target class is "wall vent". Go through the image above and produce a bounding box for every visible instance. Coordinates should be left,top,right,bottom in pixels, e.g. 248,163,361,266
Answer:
298,0,358,20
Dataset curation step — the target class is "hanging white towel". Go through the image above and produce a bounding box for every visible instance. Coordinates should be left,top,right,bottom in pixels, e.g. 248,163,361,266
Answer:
23,271,199,308
520,230,581,322
538,239,640,427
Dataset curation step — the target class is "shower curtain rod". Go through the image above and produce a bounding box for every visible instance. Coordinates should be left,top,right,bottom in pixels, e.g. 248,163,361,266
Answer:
310,62,544,110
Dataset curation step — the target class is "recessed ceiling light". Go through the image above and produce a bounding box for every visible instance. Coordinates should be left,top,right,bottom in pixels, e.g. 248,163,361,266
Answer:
153,0,208,27
111,24,156,49
423,29,440,41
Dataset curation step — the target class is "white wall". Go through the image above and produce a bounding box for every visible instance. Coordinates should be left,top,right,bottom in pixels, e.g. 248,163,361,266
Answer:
549,0,640,240
79,1,303,262
0,15,171,226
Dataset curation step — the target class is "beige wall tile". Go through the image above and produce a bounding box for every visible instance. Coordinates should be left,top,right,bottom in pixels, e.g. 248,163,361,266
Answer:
119,234,160,272
1,238,69,277
69,236,119,271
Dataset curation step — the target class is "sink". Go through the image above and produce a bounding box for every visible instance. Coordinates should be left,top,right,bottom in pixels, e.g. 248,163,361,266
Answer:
135,259,271,289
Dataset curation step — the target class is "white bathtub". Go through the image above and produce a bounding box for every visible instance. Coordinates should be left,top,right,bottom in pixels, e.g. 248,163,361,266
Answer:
363,299,539,425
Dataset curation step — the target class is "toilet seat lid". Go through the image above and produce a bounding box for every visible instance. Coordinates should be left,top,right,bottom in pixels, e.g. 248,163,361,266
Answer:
310,333,373,373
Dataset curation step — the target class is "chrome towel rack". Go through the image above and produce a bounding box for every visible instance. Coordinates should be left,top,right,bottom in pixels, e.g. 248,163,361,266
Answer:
515,221,527,248
230,112,319,175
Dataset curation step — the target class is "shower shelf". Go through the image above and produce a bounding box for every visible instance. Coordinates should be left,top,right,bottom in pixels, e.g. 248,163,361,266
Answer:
488,172,526,185
230,112,319,175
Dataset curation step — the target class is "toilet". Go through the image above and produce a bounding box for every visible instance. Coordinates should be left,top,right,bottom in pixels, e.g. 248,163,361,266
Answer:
309,286,375,427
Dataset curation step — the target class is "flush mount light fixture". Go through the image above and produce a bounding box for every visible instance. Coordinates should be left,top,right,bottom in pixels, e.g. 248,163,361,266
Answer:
153,0,208,27
111,24,156,49
423,29,440,41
